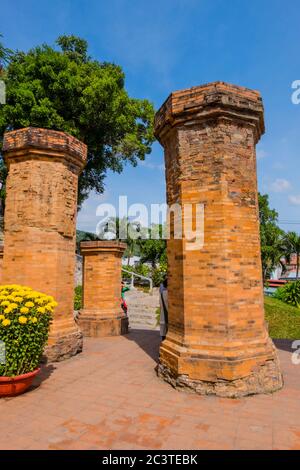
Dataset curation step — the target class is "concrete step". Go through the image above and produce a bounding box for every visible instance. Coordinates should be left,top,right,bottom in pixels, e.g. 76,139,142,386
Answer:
128,314,157,321
124,288,160,331
128,316,157,323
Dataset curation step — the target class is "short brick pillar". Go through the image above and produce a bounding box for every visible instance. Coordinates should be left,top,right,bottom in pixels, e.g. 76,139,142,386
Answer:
154,82,282,397
2,127,87,362
78,241,128,336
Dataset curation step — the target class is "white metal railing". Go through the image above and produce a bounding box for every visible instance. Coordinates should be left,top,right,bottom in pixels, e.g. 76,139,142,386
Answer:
122,268,153,293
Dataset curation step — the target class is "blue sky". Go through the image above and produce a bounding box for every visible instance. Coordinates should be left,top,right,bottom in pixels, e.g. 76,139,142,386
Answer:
1,0,300,233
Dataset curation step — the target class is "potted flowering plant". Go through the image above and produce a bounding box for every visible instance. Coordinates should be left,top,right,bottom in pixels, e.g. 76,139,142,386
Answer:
0,284,57,397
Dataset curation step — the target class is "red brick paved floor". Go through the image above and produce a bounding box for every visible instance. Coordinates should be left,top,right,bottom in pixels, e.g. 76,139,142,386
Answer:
0,331,300,450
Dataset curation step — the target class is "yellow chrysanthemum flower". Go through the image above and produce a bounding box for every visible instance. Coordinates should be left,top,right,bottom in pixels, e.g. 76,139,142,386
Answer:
18,316,28,324
37,306,46,314
45,304,53,312
2,319,11,327
1,300,10,307
13,297,23,303
20,307,29,314
30,317,38,324
25,301,34,308
10,303,18,310
0,314,5,321
50,301,58,308
4,307,12,314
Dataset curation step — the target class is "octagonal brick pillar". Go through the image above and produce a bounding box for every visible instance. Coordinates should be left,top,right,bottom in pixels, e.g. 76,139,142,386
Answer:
154,81,283,397
2,127,87,362
78,240,128,336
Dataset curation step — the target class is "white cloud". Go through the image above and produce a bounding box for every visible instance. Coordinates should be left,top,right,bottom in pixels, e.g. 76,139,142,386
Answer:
289,195,300,205
273,161,285,170
139,160,164,171
270,178,291,193
77,191,110,233
257,149,268,160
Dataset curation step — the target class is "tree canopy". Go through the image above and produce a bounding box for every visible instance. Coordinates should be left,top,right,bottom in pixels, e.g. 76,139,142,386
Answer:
0,35,155,207
0,34,12,71
258,193,285,281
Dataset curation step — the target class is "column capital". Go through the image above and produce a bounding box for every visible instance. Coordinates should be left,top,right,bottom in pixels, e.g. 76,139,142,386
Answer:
2,127,87,174
154,81,265,144
80,240,127,255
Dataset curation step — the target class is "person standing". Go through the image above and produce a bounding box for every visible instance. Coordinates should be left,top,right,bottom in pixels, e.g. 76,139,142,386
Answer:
121,281,130,315
159,278,168,340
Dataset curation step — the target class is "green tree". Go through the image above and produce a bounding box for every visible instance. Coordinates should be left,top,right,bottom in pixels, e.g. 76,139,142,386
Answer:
139,225,166,269
258,193,285,282
0,35,155,208
0,34,12,70
76,229,98,253
97,216,145,265
282,232,300,280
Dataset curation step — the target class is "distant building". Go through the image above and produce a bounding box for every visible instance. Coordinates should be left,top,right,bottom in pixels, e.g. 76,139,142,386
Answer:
280,254,298,280
122,256,141,267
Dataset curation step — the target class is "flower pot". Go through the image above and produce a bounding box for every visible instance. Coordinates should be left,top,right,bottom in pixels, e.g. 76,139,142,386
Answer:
0,368,41,398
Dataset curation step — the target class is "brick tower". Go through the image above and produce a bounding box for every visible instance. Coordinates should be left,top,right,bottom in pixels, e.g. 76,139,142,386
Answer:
154,82,282,397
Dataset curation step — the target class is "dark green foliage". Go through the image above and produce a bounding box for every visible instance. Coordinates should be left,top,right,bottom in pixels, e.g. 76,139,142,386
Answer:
274,281,300,308
0,35,155,207
76,230,98,252
258,193,285,281
74,285,83,311
0,34,12,69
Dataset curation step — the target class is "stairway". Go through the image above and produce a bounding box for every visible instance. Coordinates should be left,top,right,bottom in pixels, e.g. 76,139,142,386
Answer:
126,287,160,330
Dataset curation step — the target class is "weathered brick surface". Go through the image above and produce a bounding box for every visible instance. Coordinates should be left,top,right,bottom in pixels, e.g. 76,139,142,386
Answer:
154,81,282,397
2,127,87,362
78,241,128,336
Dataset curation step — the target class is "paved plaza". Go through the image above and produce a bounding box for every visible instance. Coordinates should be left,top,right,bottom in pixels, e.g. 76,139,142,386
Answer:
0,331,299,450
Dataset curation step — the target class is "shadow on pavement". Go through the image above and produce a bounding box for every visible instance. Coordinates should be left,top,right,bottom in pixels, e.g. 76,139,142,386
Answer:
273,339,296,353
125,328,161,362
30,363,56,391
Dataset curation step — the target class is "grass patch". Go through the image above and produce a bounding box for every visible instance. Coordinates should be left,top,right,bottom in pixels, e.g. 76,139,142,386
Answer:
265,296,300,339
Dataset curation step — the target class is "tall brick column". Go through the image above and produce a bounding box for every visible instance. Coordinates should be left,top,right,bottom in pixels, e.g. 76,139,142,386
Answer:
2,127,87,361
154,82,282,397
78,241,128,336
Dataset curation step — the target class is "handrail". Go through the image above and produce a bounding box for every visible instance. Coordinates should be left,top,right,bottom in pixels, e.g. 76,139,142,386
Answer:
122,268,153,293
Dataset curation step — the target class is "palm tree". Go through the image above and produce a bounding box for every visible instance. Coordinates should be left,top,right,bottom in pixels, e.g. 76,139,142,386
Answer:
282,232,300,280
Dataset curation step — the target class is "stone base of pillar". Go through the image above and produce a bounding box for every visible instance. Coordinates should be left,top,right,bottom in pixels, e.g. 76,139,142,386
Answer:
77,311,129,337
44,320,83,362
157,338,283,398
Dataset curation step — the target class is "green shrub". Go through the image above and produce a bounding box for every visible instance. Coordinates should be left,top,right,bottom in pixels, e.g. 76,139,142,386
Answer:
274,281,300,308
0,284,55,377
155,307,160,326
74,285,83,310
152,262,167,287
